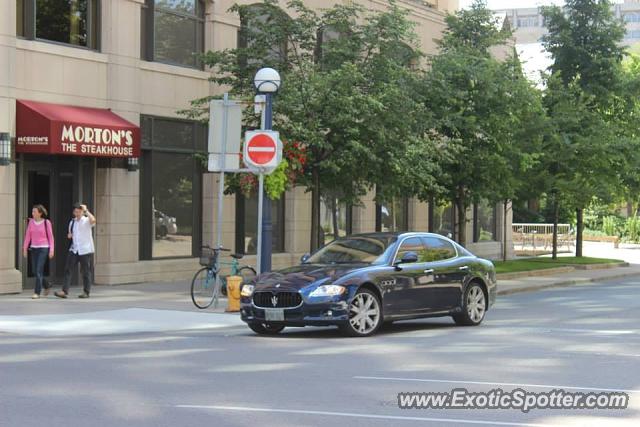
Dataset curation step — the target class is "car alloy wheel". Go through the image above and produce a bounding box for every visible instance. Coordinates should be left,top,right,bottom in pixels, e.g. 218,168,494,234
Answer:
341,289,382,337
467,285,486,323
453,283,486,326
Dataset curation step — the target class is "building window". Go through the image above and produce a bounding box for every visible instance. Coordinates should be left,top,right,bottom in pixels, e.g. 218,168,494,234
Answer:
235,194,285,255
624,13,640,23
625,30,640,39
430,200,455,239
17,0,100,49
474,201,497,242
376,197,409,232
237,3,289,68
141,0,205,69
517,16,538,28
139,116,206,259
320,197,352,245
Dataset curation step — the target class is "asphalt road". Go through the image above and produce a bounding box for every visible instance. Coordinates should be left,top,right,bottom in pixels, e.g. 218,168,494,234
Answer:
1,278,639,427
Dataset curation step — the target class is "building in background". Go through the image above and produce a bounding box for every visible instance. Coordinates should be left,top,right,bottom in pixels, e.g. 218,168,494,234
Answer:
495,1,640,81
0,0,512,295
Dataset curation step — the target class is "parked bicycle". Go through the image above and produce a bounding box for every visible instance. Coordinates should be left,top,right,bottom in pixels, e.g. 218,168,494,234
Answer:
190,245,257,309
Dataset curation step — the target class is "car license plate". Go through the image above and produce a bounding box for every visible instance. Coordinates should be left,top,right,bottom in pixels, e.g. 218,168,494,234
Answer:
265,308,284,322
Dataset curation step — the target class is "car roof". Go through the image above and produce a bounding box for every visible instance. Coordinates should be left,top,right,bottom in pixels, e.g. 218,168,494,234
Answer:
348,232,450,239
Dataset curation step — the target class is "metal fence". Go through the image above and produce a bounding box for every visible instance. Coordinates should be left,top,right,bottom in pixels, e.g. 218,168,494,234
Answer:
512,223,575,253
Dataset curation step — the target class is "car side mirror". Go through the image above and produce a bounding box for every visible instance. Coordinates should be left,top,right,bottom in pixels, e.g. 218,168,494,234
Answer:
394,251,418,270
300,253,311,264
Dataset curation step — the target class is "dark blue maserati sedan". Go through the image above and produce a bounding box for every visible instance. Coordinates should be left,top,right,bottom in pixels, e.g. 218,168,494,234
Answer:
240,232,497,337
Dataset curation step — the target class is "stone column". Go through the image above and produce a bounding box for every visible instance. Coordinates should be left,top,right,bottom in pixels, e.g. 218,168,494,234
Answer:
203,173,236,250
284,186,312,256
0,0,21,293
94,166,140,284
408,198,429,231
352,189,376,233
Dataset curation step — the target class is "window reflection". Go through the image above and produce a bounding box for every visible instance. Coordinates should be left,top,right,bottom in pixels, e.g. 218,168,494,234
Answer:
237,194,285,255
152,0,204,68
151,152,194,258
35,0,98,48
320,197,350,245
475,201,496,242
379,197,408,232
432,201,454,238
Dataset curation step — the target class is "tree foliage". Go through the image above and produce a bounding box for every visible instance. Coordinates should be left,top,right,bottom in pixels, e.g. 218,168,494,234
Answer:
423,1,545,246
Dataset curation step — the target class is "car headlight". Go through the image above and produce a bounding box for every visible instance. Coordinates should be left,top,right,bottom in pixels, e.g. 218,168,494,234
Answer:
240,284,255,297
309,284,346,297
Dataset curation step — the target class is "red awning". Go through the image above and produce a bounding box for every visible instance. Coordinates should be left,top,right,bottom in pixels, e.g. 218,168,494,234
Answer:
15,100,140,158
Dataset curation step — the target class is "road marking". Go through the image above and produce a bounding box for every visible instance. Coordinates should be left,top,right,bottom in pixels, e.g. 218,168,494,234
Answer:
354,376,640,394
173,404,560,427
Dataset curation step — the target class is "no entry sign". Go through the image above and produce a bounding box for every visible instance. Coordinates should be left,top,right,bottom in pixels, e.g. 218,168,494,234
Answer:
243,130,281,173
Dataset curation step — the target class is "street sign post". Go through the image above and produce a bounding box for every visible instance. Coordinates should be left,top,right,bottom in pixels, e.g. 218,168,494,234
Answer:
243,130,282,275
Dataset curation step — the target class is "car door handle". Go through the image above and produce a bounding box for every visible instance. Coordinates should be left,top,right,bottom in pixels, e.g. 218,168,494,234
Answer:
459,266,469,271
424,269,434,274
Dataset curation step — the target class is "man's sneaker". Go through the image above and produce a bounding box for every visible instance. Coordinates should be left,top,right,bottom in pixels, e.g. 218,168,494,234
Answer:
54,291,68,299
43,288,50,297
31,294,40,299
78,293,90,299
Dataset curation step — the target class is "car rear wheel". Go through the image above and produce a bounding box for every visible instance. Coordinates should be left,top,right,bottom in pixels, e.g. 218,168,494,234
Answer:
453,283,486,326
248,322,285,335
339,288,382,337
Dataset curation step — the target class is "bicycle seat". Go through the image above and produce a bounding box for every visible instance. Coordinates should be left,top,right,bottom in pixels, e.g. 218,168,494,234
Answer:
230,253,244,260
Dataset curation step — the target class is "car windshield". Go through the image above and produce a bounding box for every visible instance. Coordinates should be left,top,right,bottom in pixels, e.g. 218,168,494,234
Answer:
304,235,397,265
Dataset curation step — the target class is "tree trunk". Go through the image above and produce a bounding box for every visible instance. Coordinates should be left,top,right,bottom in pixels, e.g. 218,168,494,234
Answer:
310,168,321,252
576,208,583,257
552,195,559,260
503,199,509,262
455,197,467,247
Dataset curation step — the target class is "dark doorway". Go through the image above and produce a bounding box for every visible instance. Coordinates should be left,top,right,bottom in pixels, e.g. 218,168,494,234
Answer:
18,155,95,289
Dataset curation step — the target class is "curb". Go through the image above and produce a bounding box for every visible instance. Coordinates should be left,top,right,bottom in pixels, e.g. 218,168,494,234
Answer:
497,270,640,296
496,262,629,281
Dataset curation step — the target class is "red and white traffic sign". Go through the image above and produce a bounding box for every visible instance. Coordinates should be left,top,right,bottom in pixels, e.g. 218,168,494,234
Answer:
243,130,282,173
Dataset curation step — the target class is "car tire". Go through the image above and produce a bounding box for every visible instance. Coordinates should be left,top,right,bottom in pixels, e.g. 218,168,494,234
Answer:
339,288,382,337
453,282,487,326
248,322,285,335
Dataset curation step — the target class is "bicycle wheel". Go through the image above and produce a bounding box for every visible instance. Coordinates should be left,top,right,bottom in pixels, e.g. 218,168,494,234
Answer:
191,267,217,309
238,266,257,283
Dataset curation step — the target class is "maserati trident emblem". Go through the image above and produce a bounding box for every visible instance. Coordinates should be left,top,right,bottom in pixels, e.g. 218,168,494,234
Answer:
271,295,278,307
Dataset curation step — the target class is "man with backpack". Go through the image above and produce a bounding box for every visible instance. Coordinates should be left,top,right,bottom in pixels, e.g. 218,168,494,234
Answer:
55,203,96,299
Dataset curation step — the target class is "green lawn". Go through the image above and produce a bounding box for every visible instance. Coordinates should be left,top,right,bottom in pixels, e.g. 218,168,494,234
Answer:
493,257,624,274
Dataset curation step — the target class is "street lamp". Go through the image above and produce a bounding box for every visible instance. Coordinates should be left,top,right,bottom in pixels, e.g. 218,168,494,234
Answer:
254,67,281,274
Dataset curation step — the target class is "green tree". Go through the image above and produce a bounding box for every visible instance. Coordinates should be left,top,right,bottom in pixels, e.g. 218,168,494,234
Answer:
188,0,440,250
541,0,627,257
423,1,540,247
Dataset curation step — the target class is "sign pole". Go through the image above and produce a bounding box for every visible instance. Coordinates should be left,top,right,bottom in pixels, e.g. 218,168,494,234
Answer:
254,100,266,276
260,93,274,274
216,93,229,252
256,172,264,276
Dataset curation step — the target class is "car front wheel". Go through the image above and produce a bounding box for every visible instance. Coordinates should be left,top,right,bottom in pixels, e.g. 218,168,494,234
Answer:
339,288,382,337
453,283,487,326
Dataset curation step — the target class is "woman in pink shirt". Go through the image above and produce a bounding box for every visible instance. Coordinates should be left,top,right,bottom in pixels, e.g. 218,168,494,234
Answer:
22,205,55,299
